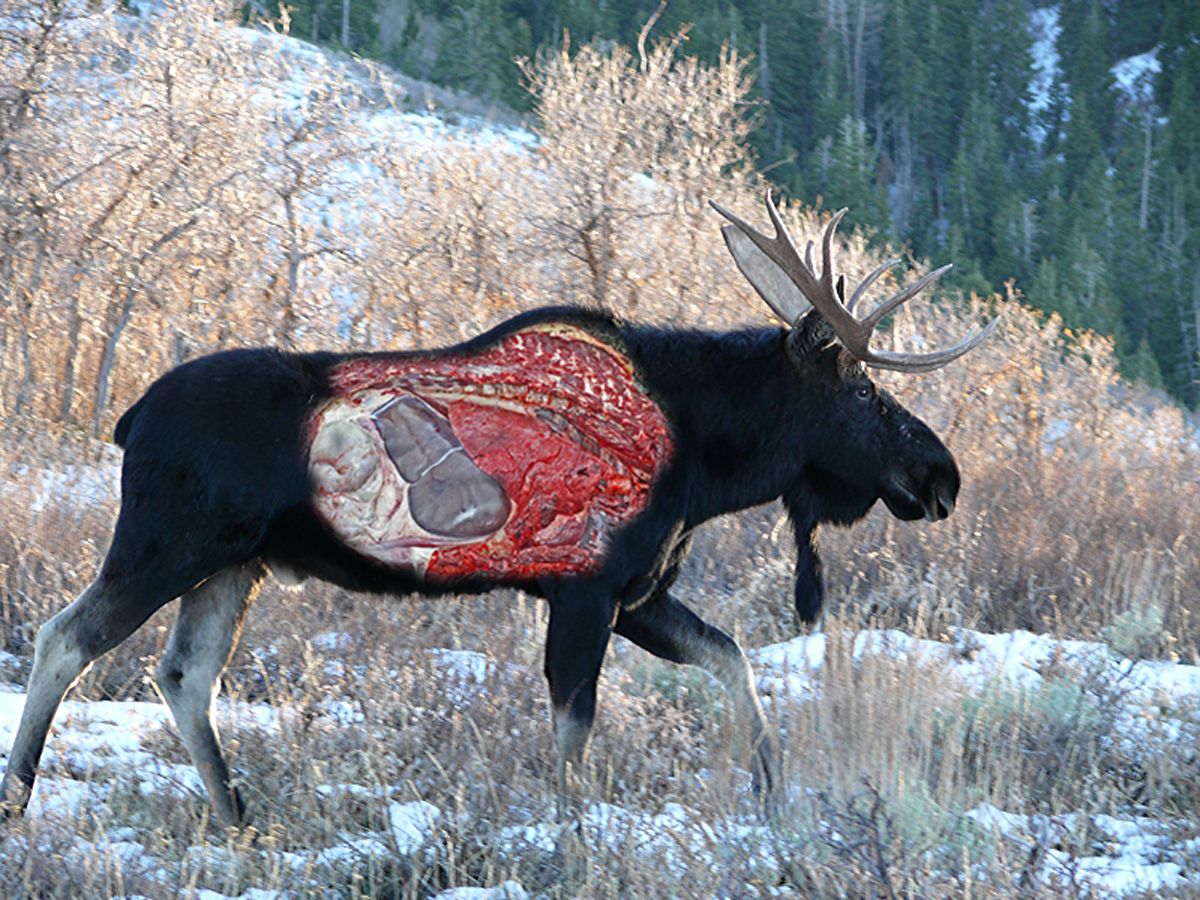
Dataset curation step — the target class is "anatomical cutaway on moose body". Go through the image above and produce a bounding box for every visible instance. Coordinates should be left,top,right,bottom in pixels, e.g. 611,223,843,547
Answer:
0,196,996,829
309,323,673,581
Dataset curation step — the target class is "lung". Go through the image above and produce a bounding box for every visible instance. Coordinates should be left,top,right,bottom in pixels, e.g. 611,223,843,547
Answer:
307,322,674,581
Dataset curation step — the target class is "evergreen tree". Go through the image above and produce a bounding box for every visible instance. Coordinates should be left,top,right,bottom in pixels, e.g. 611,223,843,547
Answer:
1058,226,1123,341
1059,0,1117,149
947,91,1007,267
1059,94,1105,196
878,0,927,236
990,194,1036,286
432,0,531,108
391,6,427,77
820,116,889,237
982,0,1035,140
1027,256,1071,323
1126,336,1166,391
287,0,381,53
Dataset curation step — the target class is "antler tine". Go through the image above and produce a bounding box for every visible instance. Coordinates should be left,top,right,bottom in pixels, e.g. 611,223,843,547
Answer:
861,317,1001,373
820,208,848,296
711,191,827,319
709,198,766,246
785,206,872,355
714,193,999,372
860,263,953,332
764,190,798,249
847,257,903,313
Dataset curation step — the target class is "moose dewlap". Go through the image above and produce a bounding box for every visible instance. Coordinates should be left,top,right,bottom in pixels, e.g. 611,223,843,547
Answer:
308,322,674,581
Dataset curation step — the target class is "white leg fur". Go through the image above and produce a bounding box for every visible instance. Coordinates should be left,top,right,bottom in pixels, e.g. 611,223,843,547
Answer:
1,581,103,815
155,564,263,827
683,631,780,798
552,706,592,820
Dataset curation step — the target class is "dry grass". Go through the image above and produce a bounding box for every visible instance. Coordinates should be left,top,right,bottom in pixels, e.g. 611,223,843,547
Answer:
3,471,1199,895
2,1,1199,895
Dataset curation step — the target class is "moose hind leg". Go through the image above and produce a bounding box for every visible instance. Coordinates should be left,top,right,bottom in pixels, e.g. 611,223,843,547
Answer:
614,593,781,802
2,577,163,818
155,563,264,828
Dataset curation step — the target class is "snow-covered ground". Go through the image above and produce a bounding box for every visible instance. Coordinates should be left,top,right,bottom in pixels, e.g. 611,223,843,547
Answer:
1111,48,1161,109
1027,3,1162,135
3,624,1198,897
2,3,1196,897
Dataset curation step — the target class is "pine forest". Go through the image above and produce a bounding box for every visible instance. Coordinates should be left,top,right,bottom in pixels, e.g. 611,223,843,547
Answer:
293,0,1200,406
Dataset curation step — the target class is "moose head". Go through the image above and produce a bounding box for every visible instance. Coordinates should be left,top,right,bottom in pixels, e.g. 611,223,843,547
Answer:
711,193,998,619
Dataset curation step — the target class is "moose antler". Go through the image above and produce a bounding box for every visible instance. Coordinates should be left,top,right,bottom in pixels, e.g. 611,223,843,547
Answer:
711,192,999,373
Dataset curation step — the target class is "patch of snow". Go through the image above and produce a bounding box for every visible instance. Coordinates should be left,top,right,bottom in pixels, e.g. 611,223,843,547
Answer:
432,882,529,900
496,821,559,854
72,832,166,888
26,776,97,819
967,803,1184,896
754,625,1200,709
1028,5,1063,142
0,692,172,782
4,459,121,513
315,781,391,801
137,761,207,799
317,697,363,726
497,801,776,878
309,835,392,867
387,799,442,854
275,834,391,871
312,631,354,652
1112,49,1161,108
429,648,490,683
426,648,521,706
753,624,1200,779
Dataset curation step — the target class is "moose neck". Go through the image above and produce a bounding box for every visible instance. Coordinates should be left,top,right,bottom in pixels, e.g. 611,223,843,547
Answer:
621,324,829,525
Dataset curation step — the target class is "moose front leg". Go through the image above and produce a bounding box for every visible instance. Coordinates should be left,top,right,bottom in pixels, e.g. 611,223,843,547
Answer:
614,593,780,804
542,589,616,819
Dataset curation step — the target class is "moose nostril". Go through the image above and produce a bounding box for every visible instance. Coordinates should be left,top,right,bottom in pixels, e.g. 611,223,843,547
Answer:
936,489,955,519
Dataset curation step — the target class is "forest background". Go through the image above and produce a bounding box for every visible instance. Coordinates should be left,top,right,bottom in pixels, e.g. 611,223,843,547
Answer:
290,0,1200,407
2,1,1200,892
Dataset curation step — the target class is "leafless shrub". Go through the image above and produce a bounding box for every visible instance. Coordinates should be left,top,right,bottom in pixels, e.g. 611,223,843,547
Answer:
2,6,1199,895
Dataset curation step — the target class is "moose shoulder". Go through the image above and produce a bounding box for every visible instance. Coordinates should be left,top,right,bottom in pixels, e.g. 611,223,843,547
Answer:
1,195,996,827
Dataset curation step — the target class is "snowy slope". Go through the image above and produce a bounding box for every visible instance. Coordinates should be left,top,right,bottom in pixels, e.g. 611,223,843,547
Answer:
2,5,1198,898
3,626,1199,896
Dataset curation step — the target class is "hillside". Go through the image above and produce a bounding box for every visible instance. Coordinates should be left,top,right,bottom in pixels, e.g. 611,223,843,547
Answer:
1,1,1200,896
293,0,1200,408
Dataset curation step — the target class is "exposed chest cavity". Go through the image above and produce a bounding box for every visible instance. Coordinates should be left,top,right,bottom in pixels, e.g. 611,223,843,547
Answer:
307,323,674,581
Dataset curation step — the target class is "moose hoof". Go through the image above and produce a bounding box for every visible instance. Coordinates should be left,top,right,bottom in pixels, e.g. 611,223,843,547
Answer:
0,781,30,822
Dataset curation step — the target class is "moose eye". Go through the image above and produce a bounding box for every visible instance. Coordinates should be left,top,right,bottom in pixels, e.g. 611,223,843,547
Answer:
856,386,872,401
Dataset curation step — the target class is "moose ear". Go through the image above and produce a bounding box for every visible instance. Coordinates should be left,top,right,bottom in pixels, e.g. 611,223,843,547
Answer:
720,224,812,326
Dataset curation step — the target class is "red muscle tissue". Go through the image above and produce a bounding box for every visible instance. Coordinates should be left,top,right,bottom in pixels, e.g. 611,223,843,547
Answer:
307,322,673,581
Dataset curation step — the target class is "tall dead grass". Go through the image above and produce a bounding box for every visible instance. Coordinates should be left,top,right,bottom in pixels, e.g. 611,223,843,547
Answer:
2,1,1199,895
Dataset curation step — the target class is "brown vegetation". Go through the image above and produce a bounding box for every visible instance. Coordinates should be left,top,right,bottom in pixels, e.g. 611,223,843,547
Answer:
2,1,1199,895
